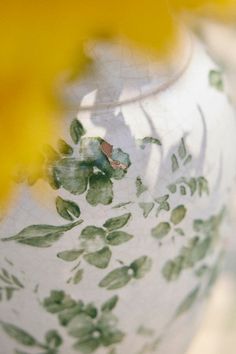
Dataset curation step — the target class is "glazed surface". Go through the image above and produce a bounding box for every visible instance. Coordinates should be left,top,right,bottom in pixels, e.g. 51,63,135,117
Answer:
0,39,236,354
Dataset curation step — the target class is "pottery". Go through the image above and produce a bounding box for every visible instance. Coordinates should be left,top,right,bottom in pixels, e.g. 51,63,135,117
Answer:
1,35,236,354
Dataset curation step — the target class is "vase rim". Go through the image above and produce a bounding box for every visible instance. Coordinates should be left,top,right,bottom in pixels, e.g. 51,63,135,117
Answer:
65,30,194,112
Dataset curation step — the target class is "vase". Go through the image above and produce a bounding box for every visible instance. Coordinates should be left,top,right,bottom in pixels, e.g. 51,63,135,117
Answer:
1,35,236,354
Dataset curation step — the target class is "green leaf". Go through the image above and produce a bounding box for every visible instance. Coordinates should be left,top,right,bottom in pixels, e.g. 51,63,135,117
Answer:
151,222,171,239
80,227,106,253
101,296,118,312
138,137,162,149
162,259,183,281
0,273,11,285
170,205,187,225
193,219,204,233
5,287,15,300
84,247,112,269
55,159,92,195
84,303,98,319
209,70,224,91
45,330,62,348
178,138,187,160
74,338,100,354
18,232,63,248
56,196,81,221
99,267,132,290
102,331,124,347
158,201,170,212
171,154,179,172
45,166,61,190
68,314,95,338
190,237,211,263
106,231,133,246
139,202,155,218
187,178,197,196
58,303,84,326
180,186,186,195
44,145,60,163
112,201,132,209
73,269,84,284
11,275,24,288
2,268,10,280
175,228,185,236
80,226,106,239
175,286,200,317
57,249,84,262
155,195,169,203
197,177,209,196
86,173,113,206
183,155,192,165
103,213,131,231
70,119,86,144
99,317,124,345
2,220,82,242
57,139,73,156
206,257,223,291
43,290,76,314
130,256,152,279
155,195,170,216
1,322,36,346
136,177,148,197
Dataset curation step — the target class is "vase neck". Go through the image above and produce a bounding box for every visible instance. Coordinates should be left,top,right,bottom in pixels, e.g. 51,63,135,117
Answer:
63,31,193,111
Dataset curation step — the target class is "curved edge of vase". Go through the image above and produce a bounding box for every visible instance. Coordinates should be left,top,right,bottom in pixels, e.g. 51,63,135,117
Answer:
63,30,194,112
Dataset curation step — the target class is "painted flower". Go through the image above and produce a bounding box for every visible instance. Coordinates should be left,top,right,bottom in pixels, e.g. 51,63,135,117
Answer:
43,291,123,354
80,213,133,269
44,134,131,206
68,312,124,354
43,290,77,314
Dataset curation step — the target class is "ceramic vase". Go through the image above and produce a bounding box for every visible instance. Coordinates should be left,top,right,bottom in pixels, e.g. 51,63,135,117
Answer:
1,36,236,354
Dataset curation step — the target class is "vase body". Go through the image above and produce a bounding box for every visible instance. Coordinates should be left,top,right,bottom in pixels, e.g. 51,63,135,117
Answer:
1,37,236,354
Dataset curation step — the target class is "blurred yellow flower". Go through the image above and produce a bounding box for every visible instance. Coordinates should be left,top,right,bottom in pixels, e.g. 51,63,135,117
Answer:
0,0,235,206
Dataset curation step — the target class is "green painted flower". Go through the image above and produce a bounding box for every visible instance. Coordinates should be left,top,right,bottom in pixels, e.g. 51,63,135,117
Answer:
43,290,77,314
80,227,107,254
43,291,98,325
58,213,133,270
69,312,124,354
162,208,225,281
43,291,124,354
17,119,131,206
99,256,152,290
43,122,131,206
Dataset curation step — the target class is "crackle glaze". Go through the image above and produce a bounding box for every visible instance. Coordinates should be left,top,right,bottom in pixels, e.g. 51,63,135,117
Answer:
1,37,236,354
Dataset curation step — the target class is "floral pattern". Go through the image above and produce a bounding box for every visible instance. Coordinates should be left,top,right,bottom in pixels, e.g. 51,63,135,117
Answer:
43,291,124,354
0,58,235,354
45,126,131,206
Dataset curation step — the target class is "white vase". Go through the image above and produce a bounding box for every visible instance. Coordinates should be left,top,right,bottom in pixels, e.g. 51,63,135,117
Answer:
1,35,236,354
